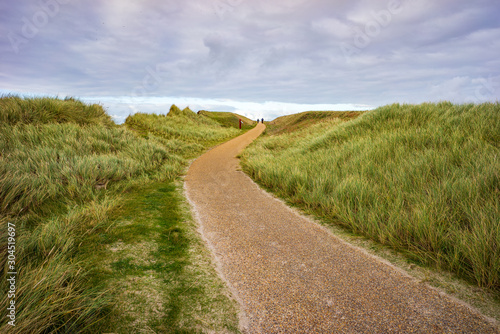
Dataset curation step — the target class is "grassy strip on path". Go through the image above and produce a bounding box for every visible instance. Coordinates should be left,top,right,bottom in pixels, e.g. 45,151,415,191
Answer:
86,181,239,333
241,102,500,309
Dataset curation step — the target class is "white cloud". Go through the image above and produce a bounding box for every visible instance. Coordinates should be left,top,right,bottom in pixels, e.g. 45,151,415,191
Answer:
430,76,470,101
0,0,499,111
311,18,352,39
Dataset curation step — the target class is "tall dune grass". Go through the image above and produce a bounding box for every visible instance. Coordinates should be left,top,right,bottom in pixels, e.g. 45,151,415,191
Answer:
0,96,240,333
198,110,256,130
242,102,500,290
0,95,113,126
125,105,240,146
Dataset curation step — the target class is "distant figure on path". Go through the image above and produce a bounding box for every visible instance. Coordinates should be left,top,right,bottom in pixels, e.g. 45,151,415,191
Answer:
261,118,264,123
256,119,259,123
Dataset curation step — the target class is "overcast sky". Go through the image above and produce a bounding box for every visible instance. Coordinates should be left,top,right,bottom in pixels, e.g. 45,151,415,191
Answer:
1,0,499,122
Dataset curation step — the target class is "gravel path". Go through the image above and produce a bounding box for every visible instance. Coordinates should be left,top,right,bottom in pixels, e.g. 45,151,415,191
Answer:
185,123,499,333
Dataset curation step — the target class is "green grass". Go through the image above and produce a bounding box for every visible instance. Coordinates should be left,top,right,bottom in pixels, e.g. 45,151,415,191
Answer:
125,105,241,148
265,110,363,135
0,95,114,126
86,182,239,333
198,110,256,130
242,102,500,292
0,96,241,333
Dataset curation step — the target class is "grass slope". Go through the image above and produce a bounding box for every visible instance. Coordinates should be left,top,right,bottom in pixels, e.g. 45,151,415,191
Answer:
242,102,500,292
0,96,241,333
267,110,363,135
198,110,256,130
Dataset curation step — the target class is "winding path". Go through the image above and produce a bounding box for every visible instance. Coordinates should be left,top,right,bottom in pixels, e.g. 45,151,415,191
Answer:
185,123,498,333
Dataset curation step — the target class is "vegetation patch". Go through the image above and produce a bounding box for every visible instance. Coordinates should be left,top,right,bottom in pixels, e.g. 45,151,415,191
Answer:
264,110,363,135
0,96,242,333
198,110,256,130
242,102,500,293
91,182,239,333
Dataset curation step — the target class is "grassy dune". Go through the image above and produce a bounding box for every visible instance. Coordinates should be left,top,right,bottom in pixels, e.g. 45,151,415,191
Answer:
265,110,363,135
242,102,500,291
0,97,241,333
126,105,240,147
0,95,113,126
198,110,256,130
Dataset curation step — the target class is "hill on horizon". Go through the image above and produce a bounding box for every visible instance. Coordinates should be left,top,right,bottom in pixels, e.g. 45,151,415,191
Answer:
198,110,256,130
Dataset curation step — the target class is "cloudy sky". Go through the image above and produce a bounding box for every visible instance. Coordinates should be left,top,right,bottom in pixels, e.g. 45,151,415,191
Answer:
1,0,499,122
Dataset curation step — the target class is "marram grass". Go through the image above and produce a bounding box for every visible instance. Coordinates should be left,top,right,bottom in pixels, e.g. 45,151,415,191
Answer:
242,102,500,291
0,96,241,333
0,95,113,126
